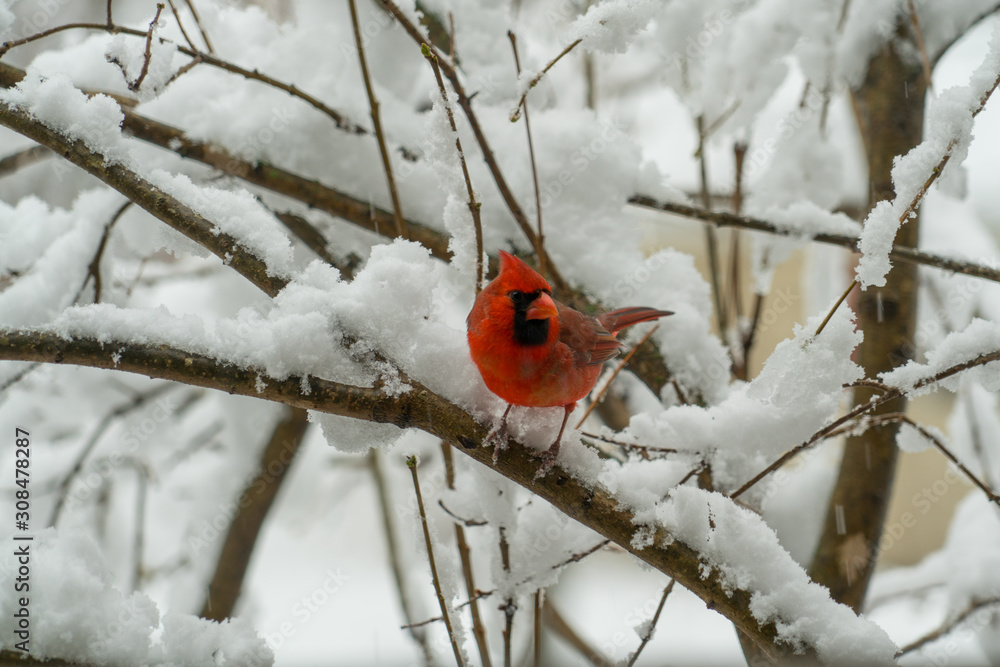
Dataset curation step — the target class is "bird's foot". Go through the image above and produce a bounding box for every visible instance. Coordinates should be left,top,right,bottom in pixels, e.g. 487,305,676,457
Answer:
486,424,510,465
533,444,560,481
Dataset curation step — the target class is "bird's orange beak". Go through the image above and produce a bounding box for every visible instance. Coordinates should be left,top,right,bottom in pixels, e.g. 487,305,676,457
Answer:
525,292,558,320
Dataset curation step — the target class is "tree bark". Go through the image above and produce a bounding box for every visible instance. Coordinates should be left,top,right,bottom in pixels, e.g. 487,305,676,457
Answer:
808,27,926,611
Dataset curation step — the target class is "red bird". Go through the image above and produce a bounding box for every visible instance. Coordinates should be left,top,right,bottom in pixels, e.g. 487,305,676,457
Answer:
467,251,672,474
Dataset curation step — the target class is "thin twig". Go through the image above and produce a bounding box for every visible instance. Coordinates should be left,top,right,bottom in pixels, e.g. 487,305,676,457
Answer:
629,196,1000,286
377,0,569,293
545,539,610,574
74,201,131,305
696,102,741,147
509,31,546,278
106,0,114,30
499,526,514,667
448,12,457,64
442,442,493,667
731,141,747,378
534,589,544,667
370,451,436,663
814,279,857,336
509,39,582,122
730,348,1000,499
407,456,467,667
349,0,406,238
423,44,485,291
626,579,675,667
182,0,214,53
580,431,683,455
49,384,175,526
543,601,611,666
166,0,199,52
896,597,1000,657
892,413,1000,508
131,4,164,93
696,115,728,336
575,325,659,428
0,362,40,397
130,460,149,591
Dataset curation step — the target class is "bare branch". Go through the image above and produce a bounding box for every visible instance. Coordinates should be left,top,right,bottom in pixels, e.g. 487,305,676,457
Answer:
370,451,436,663
349,0,406,238
407,456,467,667
731,348,1000,499
626,579,675,667
48,384,175,526
442,442,493,667
182,0,214,53
130,4,165,93
896,597,1000,657
509,31,547,279
575,324,659,428
509,38,582,122
422,44,485,291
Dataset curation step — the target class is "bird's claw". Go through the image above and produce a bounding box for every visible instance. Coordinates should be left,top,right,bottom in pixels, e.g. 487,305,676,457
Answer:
533,447,559,481
487,425,509,465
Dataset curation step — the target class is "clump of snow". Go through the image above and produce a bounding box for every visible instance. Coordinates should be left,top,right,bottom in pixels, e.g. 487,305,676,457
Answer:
146,170,297,280
0,529,272,665
751,200,862,293
882,318,1000,394
616,300,862,495
856,26,1000,288
567,0,658,54
0,70,132,166
896,421,934,454
423,89,481,288
648,487,898,663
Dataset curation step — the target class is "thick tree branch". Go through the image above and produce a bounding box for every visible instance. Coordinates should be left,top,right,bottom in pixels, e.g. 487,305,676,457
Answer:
0,328,814,662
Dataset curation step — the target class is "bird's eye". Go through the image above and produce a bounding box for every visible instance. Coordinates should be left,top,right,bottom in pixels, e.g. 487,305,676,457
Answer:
509,290,523,303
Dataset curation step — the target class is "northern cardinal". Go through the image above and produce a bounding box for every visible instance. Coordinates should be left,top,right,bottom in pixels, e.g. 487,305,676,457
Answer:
467,251,672,475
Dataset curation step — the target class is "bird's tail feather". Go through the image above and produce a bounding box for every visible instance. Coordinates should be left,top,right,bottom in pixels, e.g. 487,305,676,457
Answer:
600,307,673,334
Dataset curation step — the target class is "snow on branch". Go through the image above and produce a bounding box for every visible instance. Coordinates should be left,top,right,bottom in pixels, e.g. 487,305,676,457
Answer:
0,79,291,297
631,195,1000,286
856,26,1000,289
0,327,892,663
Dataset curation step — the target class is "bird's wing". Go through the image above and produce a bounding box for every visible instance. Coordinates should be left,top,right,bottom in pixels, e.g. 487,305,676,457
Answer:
557,304,621,366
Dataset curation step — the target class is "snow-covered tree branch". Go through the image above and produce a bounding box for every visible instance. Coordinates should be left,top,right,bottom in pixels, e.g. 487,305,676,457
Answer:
3,1,1000,665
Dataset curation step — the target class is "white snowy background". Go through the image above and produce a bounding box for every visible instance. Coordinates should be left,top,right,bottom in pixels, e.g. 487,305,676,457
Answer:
1,0,1000,665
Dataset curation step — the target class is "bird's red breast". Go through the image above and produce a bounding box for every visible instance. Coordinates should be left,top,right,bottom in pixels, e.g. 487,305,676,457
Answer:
467,251,672,408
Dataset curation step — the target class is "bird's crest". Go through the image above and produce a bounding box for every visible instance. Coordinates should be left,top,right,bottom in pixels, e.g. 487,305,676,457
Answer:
498,251,551,294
